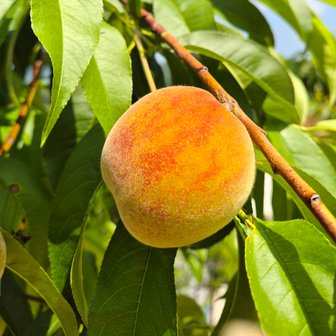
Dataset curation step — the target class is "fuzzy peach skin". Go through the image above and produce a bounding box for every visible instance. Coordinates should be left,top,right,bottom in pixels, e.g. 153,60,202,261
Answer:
101,86,256,248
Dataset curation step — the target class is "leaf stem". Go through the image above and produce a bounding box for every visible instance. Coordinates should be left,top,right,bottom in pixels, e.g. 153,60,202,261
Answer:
134,29,157,92
140,8,336,241
0,49,43,157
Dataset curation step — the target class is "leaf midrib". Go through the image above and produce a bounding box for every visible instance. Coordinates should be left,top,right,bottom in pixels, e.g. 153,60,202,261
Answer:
132,248,152,335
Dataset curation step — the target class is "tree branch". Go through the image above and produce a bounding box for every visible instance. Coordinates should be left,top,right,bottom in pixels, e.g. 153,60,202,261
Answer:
140,9,336,241
0,49,43,157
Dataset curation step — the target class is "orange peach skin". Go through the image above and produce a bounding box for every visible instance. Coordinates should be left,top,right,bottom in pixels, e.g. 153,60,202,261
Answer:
101,86,255,247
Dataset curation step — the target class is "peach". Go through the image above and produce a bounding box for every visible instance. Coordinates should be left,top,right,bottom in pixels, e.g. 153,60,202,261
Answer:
101,86,255,247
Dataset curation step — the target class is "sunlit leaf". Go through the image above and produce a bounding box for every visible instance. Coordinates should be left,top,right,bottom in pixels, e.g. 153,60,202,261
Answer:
81,23,132,134
0,0,29,48
174,0,216,31
280,125,336,196
246,219,336,336
153,0,189,38
258,0,312,39
30,0,103,144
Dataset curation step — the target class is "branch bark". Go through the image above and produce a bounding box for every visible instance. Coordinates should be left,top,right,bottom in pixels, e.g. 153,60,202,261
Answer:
0,50,43,157
140,9,336,241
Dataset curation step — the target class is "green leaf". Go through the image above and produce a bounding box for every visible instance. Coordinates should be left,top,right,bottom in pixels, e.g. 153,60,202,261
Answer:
246,219,336,336
181,31,298,123
0,0,15,17
0,271,33,336
0,0,29,48
309,16,336,105
0,0,16,47
280,125,336,196
128,0,141,18
153,0,189,38
1,229,79,336
70,218,89,326
30,0,103,144
259,0,312,39
318,0,336,6
48,125,105,291
255,151,318,226
0,158,50,268
81,23,132,134
304,119,336,132
260,0,336,105
174,0,216,31
43,86,95,189
88,224,178,336
212,231,258,335
177,295,209,336
211,0,274,46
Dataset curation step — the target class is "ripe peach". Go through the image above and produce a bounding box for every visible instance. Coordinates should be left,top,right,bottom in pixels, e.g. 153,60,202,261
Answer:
101,86,255,247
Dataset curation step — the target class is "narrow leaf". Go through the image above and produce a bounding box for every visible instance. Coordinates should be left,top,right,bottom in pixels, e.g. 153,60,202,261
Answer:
81,23,132,134
0,272,33,336
211,0,274,46
48,125,105,291
88,224,177,336
128,0,141,18
70,218,89,326
246,219,336,336
309,16,336,105
30,0,103,144
2,229,79,336
258,0,312,39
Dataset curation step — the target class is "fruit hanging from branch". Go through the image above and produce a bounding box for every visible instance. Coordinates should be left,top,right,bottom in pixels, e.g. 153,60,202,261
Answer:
101,86,256,247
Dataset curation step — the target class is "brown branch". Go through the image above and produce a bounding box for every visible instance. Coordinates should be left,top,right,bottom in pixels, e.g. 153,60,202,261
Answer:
0,50,43,157
140,8,336,241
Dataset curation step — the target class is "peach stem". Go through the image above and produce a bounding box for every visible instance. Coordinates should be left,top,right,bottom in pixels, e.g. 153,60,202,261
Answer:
140,8,336,241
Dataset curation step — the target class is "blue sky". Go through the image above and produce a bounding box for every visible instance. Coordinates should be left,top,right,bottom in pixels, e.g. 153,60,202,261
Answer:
253,0,336,58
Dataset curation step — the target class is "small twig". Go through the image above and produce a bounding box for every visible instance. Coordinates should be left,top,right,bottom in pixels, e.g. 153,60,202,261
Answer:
134,29,157,92
25,294,46,304
0,49,43,157
140,9,336,241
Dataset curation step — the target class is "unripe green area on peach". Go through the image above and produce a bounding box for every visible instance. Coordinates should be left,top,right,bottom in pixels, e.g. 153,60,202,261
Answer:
101,86,256,248
0,232,6,279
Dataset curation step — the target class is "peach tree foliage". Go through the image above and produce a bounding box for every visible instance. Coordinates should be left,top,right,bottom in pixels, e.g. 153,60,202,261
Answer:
0,0,335,335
